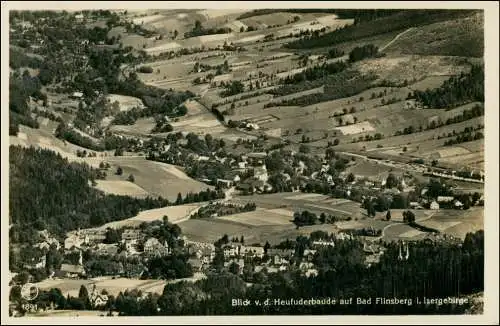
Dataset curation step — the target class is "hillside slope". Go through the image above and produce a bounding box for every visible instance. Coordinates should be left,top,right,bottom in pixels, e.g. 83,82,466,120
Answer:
383,12,484,57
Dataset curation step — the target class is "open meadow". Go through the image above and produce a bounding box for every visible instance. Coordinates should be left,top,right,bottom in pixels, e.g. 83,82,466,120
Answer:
84,156,213,201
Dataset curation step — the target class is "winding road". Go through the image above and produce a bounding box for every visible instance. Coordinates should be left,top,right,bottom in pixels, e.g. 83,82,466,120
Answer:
370,211,437,242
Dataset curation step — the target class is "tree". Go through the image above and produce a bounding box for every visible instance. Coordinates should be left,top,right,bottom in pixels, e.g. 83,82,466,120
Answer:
299,144,310,154
403,210,415,224
194,20,202,31
264,241,271,254
78,285,91,309
346,173,355,183
319,212,326,224
116,166,123,176
385,173,398,189
127,174,135,182
176,192,183,205
104,228,121,244
366,200,376,217
333,138,340,146
386,210,391,221
472,192,481,205
173,30,178,39
325,148,336,160
222,80,245,96
229,262,240,275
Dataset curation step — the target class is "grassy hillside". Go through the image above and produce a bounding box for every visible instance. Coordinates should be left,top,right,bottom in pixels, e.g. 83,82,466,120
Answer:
285,9,481,49
9,146,169,240
383,12,484,57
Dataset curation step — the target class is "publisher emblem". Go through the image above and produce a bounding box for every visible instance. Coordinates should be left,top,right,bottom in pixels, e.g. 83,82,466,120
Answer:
20,283,39,301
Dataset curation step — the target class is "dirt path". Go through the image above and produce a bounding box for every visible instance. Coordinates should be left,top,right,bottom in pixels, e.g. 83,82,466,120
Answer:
370,211,437,242
379,27,415,52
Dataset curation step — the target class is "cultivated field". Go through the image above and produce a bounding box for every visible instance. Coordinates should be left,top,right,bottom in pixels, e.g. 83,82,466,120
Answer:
217,208,294,226
106,94,145,112
179,217,346,245
355,55,471,84
231,193,363,219
86,156,213,201
428,207,483,239
384,12,484,57
94,203,203,230
33,272,205,299
109,117,156,136
94,180,149,198
9,125,110,162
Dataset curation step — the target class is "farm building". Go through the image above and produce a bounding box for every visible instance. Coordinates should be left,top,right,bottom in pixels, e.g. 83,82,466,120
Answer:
224,171,241,184
95,243,119,256
247,152,267,165
144,237,171,257
240,246,265,258
312,240,336,247
59,264,86,278
437,196,455,203
121,228,142,241
267,248,295,259
253,165,269,182
70,91,84,99
223,245,240,258
224,258,245,273
409,202,424,210
23,255,46,270
64,235,86,250
216,179,234,188
430,201,440,210
271,254,291,266
303,249,317,262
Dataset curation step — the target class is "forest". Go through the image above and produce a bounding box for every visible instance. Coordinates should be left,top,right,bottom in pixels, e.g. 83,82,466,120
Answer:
111,73,193,125
54,123,104,151
237,9,404,22
9,71,45,135
190,203,257,219
271,71,378,107
184,20,232,38
284,10,478,49
8,146,221,243
412,65,484,109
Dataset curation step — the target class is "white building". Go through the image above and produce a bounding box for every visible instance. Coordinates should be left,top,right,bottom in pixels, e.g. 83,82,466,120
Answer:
254,165,269,182
430,201,440,210
240,246,265,258
144,238,171,257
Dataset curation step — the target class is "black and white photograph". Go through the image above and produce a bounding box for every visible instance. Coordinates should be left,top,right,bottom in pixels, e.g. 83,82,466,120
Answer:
2,1,498,324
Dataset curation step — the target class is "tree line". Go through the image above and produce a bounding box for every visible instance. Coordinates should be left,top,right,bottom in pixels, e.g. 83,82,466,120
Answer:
190,203,257,219
8,146,223,244
412,65,484,109
284,10,479,49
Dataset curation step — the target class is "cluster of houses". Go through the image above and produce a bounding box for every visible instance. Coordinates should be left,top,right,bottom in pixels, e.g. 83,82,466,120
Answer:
23,227,178,280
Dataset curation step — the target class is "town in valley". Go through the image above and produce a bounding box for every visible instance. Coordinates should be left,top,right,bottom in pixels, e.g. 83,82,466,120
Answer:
6,6,487,317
